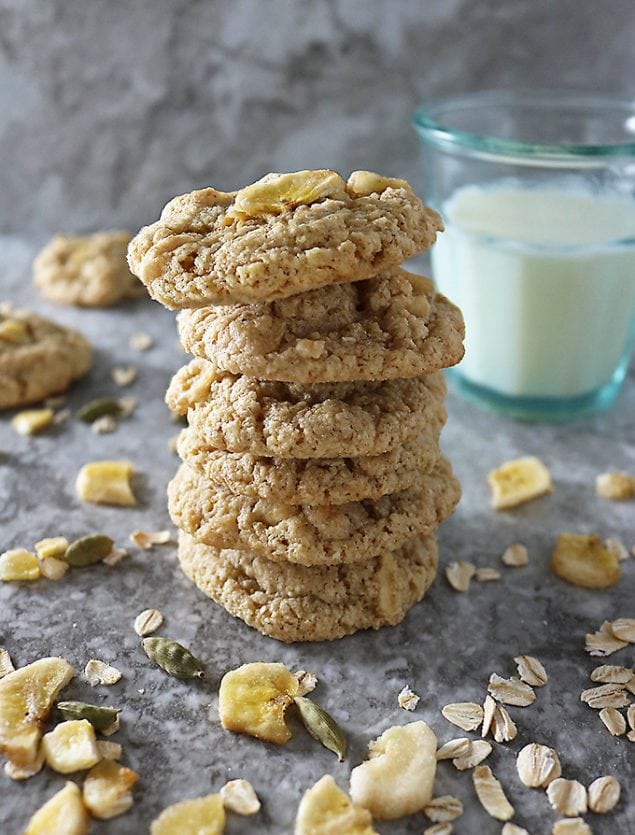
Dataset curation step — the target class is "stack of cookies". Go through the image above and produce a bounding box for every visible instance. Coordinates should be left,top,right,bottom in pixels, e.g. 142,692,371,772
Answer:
128,169,465,642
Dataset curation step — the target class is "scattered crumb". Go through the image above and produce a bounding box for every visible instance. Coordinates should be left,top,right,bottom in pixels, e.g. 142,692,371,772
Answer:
85,659,122,686
501,543,528,567
474,567,501,582
398,685,420,711
92,415,117,434
130,530,171,550
129,332,153,351
445,560,475,592
111,366,137,387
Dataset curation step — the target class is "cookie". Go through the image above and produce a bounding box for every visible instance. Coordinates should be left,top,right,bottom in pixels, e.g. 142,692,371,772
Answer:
168,457,460,566
0,305,92,409
177,530,438,643
127,169,442,309
178,270,465,383
166,358,446,459
33,231,144,307
176,422,443,505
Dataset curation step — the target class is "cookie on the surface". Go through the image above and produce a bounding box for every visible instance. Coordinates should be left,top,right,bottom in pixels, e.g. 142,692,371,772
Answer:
33,231,144,307
178,530,438,642
0,305,92,409
176,422,443,505
178,270,464,383
168,458,460,566
127,169,442,309
166,358,446,459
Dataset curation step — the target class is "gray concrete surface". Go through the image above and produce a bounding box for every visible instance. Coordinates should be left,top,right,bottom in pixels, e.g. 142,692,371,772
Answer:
0,237,633,833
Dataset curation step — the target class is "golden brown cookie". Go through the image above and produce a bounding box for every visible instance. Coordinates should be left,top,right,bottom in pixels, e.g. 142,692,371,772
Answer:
0,305,92,409
176,422,443,505
177,270,464,382
178,530,438,642
168,457,460,566
165,358,446,459
33,231,144,307
127,170,442,309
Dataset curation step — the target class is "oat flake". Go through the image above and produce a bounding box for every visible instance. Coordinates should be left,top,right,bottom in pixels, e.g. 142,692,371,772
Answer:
445,560,475,592
435,738,471,761
598,707,626,736
423,795,463,823
441,702,483,731
472,765,514,821
514,654,548,687
546,778,587,817
452,740,492,771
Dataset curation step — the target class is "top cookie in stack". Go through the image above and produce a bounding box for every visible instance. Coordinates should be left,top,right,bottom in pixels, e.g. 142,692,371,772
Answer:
128,169,465,643
127,170,442,308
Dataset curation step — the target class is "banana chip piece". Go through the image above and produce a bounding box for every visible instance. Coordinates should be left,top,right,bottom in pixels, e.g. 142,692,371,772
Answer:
551,533,620,589
487,456,552,510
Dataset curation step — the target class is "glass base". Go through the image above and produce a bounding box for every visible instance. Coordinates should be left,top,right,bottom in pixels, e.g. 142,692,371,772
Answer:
447,369,626,422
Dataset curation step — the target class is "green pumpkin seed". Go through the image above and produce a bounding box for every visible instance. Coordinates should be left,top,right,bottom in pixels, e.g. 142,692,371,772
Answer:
57,700,121,731
78,398,122,423
63,534,114,567
142,637,204,679
293,696,346,761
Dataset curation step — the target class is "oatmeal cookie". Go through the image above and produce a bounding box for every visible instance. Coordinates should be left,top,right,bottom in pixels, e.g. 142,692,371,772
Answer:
177,530,438,642
168,457,460,566
176,422,443,505
127,170,442,309
178,270,464,382
0,305,92,409
165,359,446,459
33,231,144,307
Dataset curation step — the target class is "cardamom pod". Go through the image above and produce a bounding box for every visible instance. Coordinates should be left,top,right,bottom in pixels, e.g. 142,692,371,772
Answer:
293,696,346,761
57,700,121,731
64,534,114,567
142,637,204,679
78,398,122,423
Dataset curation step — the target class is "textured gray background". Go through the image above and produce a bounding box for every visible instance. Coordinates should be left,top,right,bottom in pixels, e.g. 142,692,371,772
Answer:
1,2,635,833
1,0,635,235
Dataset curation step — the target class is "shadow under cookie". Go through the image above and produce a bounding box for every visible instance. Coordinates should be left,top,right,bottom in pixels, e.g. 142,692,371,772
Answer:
177,530,439,643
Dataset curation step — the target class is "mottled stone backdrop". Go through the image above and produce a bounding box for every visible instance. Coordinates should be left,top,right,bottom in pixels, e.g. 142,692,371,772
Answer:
1,0,635,235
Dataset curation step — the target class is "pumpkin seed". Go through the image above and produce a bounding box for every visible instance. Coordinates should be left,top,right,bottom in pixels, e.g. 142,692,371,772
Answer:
78,398,122,423
63,534,114,567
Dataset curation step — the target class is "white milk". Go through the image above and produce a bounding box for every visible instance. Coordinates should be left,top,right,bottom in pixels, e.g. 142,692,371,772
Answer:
431,184,635,398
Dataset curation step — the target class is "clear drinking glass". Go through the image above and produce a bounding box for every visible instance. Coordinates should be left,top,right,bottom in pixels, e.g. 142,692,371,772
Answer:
413,90,635,421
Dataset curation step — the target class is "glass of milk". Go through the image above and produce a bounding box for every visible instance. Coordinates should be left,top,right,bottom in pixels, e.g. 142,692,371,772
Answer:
413,91,635,421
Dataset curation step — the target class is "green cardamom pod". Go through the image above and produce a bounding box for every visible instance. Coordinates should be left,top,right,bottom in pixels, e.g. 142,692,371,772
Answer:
293,696,346,761
63,534,114,567
57,700,121,731
142,637,204,679
78,398,123,423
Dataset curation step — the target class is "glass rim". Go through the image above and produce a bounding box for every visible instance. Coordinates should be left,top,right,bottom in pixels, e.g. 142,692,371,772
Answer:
412,90,635,158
